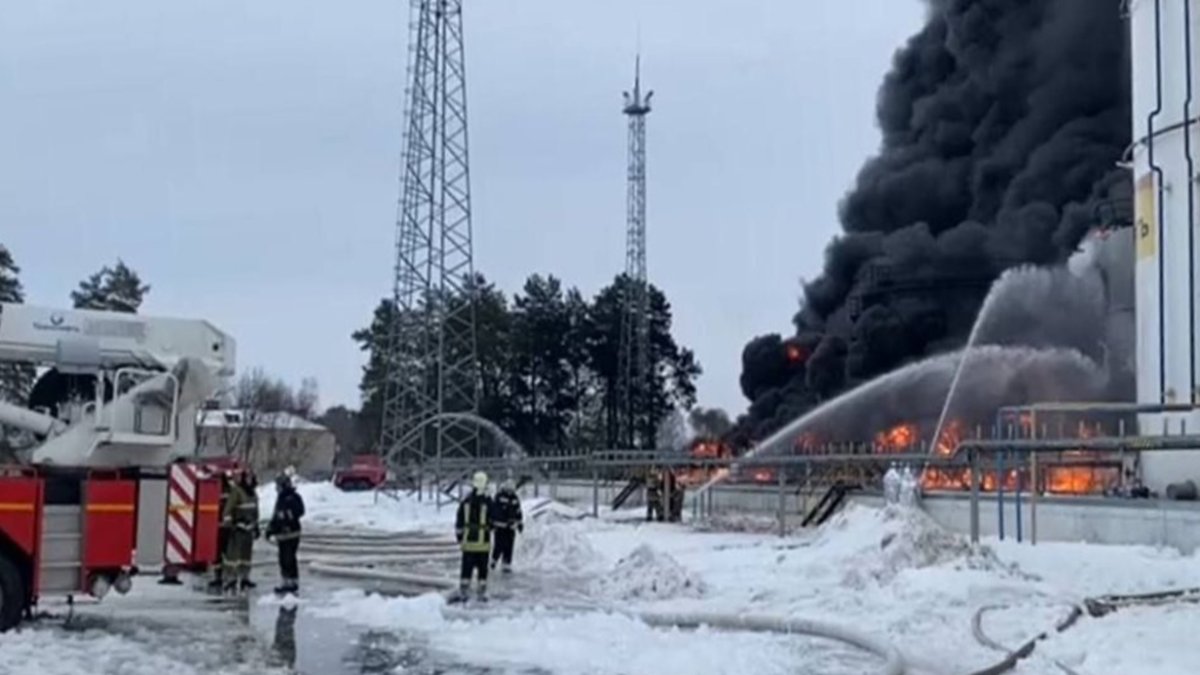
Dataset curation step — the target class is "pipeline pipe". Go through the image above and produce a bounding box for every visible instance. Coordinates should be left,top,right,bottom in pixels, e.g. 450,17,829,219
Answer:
997,451,1005,541
1150,0,1167,403
1014,457,1023,544
1185,0,1197,403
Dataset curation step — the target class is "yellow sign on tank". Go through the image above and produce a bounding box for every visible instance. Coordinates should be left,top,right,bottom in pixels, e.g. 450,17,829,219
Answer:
1136,173,1156,260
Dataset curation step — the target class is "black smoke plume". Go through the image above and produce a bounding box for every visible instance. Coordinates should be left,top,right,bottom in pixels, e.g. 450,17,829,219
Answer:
733,0,1131,445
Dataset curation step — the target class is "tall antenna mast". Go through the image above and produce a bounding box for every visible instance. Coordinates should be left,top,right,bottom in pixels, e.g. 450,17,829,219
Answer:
618,56,653,449
381,0,480,467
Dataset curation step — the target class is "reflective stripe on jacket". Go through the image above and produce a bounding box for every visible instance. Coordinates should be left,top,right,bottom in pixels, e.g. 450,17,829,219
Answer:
455,493,493,553
223,482,259,530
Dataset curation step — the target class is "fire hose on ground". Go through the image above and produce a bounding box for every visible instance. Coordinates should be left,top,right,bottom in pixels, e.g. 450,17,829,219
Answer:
290,531,1200,675
298,531,908,675
967,588,1200,675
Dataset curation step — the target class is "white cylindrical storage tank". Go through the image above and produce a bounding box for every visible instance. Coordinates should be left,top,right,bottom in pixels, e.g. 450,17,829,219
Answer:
1130,0,1200,491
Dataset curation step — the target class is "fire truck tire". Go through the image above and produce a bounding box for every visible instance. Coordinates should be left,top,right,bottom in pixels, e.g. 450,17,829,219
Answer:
0,554,26,631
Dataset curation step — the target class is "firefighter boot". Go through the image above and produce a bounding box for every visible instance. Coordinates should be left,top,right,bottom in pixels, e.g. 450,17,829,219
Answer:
476,581,488,603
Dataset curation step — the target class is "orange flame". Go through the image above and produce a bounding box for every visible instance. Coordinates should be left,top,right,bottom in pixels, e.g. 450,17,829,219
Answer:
785,344,805,363
934,419,964,456
750,468,774,483
874,423,918,452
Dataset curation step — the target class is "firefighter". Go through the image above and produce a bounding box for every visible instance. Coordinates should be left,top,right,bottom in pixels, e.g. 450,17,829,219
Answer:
664,470,682,522
490,479,523,573
266,468,305,594
668,471,685,522
454,471,494,601
207,468,234,592
646,467,663,522
221,467,260,592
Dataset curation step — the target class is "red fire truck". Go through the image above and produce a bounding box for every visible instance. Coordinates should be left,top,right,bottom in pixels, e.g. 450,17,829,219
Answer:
0,302,236,630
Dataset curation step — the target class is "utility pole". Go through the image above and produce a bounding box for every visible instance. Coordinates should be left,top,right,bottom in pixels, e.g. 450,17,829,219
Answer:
381,0,479,467
617,57,653,449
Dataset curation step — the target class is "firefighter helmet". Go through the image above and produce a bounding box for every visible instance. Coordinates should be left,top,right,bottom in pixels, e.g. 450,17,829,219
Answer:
472,471,488,491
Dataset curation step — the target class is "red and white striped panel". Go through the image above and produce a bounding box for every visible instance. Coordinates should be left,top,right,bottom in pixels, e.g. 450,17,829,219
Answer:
163,464,206,566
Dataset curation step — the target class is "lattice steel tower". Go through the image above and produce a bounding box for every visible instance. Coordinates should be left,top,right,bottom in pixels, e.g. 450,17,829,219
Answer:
381,0,479,466
617,57,653,448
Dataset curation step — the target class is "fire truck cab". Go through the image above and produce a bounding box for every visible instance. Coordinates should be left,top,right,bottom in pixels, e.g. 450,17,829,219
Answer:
0,303,236,630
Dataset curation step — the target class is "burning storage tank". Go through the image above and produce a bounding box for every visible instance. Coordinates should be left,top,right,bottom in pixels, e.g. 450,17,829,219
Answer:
1129,0,1200,491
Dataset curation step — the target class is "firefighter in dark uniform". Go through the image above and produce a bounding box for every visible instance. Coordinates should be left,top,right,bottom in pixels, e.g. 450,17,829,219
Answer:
490,479,523,573
221,468,260,592
266,468,305,594
455,471,494,601
646,467,663,522
668,471,685,522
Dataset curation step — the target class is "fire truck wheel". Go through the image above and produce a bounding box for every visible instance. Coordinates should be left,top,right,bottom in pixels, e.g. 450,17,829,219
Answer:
0,554,25,631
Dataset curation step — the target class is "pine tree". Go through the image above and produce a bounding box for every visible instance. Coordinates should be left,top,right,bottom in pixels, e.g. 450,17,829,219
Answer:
586,275,701,448
71,259,150,313
0,245,35,457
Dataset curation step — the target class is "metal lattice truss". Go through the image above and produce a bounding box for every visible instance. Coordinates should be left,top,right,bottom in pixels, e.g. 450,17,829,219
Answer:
381,0,480,467
617,59,653,449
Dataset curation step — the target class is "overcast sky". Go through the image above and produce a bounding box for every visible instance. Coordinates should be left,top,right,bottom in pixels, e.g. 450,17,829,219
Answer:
1,1,924,417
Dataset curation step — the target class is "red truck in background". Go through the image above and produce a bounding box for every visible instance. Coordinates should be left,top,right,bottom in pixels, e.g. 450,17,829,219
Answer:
333,455,392,491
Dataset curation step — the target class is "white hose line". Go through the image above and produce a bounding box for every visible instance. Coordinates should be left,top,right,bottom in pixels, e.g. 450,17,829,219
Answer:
970,604,1081,675
307,562,457,590
301,552,460,566
306,529,443,538
639,611,905,675
313,563,906,675
304,530,451,540
301,544,458,556
302,538,455,548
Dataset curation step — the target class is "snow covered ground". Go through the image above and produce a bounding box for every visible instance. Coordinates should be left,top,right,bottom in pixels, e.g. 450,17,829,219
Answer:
3,480,1198,674
264,482,1200,674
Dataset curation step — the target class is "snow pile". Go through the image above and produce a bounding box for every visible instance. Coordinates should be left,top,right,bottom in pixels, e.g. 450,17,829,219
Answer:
814,504,1019,587
593,544,706,601
517,521,605,573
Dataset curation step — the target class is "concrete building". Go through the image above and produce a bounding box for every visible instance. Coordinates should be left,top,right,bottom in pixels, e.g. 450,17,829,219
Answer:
195,409,337,479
